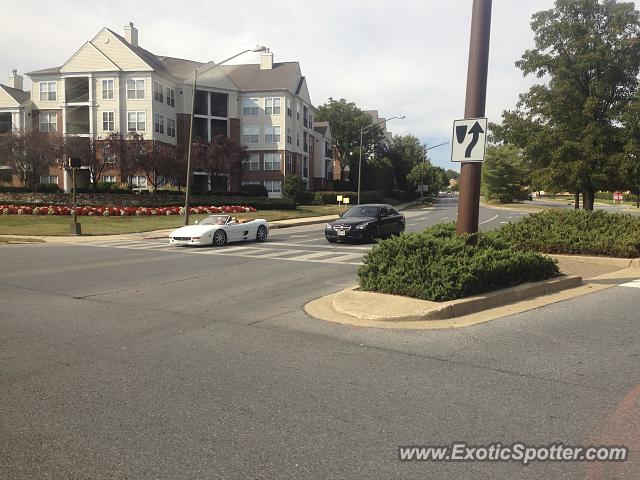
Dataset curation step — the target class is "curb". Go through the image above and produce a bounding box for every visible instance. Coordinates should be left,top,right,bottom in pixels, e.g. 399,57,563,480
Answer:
331,276,583,322
550,254,640,270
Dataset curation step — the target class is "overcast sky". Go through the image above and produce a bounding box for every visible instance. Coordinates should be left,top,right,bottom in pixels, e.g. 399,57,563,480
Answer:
1,0,565,169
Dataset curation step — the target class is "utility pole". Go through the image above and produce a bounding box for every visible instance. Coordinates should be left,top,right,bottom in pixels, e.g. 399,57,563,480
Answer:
456,0,492,236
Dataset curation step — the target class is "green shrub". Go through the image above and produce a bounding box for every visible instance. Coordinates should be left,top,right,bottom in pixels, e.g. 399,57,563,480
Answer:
358,223,560,301
240,184,268,197
492,209,640,258
34,183,61,193
313,190,384,204
282,174,308,204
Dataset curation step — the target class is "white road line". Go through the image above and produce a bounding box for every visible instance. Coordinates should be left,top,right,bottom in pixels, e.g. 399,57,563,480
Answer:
266,241,371,251
479,214,499,225
620,280,640,288
407,223,417,227
317,253,363,263
289,251,342,261
287,238,327,244
250,249,310,258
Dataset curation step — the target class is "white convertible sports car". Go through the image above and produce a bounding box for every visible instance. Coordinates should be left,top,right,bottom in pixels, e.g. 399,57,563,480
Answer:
169,214,269,246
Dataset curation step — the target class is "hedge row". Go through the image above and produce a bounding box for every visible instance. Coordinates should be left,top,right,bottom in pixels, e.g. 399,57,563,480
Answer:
314,190,385,204
492,209,640,258
358,224,560,302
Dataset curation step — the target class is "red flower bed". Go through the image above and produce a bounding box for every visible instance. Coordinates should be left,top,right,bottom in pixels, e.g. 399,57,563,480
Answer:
0,205,257,216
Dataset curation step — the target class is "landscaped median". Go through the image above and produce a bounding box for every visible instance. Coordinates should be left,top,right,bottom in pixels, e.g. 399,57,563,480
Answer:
305,209,640,329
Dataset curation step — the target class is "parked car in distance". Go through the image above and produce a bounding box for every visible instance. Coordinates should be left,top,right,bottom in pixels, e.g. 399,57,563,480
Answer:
325,204,405,243
169,214,269,246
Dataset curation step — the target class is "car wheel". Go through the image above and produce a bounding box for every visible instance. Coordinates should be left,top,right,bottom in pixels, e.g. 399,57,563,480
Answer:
212,229,227,247
256,225,268,242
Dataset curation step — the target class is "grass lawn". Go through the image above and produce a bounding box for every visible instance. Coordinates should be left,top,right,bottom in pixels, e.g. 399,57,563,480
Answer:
479,197,547,211
0,205,341,236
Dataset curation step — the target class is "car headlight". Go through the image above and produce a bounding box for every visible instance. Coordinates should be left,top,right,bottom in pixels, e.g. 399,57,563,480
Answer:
325,223,333,230
355,224,368,230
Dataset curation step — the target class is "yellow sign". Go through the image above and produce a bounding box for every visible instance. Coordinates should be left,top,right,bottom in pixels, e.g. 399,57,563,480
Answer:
336,195,343,202
343,197,350,204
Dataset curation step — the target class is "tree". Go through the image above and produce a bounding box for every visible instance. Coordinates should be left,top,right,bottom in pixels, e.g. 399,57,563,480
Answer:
621,91,640,208
124,131,149,187
206,135,244,187
315,98,384,184
386,135,427,192
136,141,176,192
406,158,445,195
481,144,530,203
0,131,62,189
494,0,640,210
282,174,307,204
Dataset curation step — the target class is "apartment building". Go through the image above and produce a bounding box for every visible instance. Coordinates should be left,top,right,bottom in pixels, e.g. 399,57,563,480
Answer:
0,23,333,197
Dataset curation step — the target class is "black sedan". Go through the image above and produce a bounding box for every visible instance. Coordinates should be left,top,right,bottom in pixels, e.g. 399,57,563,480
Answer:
325,204,405,243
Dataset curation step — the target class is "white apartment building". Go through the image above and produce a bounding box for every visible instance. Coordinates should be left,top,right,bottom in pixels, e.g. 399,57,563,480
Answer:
0,23,334,196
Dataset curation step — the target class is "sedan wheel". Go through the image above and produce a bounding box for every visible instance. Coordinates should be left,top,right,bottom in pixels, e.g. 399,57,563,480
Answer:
256,225,268,242
212,230,227,247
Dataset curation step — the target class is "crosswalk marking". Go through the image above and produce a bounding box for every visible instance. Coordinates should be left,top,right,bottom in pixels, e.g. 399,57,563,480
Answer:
620,279,640,288
77,239,365,266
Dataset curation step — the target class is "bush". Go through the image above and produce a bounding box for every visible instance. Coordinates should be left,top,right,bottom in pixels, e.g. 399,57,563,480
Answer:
492,209,640,258
282,174,308,204
240,184,268,197
313,190,384,205
0,186,31,193
358,223,560,301
34,183,61,193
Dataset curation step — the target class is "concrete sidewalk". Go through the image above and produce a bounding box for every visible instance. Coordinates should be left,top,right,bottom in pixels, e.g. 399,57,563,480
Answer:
305,255,640,330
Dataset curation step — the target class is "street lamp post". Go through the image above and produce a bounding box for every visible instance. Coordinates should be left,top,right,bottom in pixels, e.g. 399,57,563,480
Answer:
420,140,451,202
183,46,268,226
357,115,404,205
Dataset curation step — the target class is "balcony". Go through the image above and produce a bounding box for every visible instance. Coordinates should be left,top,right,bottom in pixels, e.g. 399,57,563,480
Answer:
65,77,90,103
66,106,90,134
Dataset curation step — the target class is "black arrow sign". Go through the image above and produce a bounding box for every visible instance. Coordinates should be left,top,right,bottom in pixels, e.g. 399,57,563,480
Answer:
464,121,484,158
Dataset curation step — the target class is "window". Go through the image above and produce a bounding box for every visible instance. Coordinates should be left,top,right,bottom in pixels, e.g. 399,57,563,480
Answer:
129,175,147,187
287,153,293,172
165,87,175,107
303,131,308,152
126,79,145,99
153,81,164,103
242,97,260,116
154,113,165,134
264,125,280,143
264,180,281,193
211,119,227,138
286,98,292,117
103,175,117,183
264,153,281,171
296,130,300,147
242,125,259,144
265,97,281,115
242,152,260,171
286,127,292,144
242,180,260,186
303,155,309,178
39,175,58,184
102,112,114,131
127,111,146,132
167,118,176,138
101,79,114,100
39,82,56,101
303,105,309,128
296,102,300,120
39,112,57,132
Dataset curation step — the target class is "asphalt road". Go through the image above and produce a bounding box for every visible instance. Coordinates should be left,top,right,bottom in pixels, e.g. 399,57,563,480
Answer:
1,197,639,479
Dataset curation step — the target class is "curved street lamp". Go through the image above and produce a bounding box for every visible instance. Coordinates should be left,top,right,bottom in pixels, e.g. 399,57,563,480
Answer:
357,115,405,205
184,46,268,225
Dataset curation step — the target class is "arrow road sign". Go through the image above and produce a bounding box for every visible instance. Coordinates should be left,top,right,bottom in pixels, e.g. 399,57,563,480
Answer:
451,117,488,162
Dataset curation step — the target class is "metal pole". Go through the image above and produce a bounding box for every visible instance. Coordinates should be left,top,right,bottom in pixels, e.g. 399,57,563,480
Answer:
72,167,77,226
456,0,492,237
184,69,197,226
357,128,363,205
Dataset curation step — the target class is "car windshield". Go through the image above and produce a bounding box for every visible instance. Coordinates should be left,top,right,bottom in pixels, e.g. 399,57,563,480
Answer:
199,215,230,225
342,206,379,218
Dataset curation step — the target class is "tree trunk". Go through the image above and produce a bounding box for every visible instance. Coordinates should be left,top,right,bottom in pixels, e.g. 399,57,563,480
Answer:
582,189,595,210
574,192,580,210
637,185,639,209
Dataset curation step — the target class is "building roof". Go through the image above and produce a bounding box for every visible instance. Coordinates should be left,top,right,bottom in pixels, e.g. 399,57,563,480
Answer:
313,121,329,135
158,56,205,80
220,62,302,92
0,84,31,104
25,66,61,76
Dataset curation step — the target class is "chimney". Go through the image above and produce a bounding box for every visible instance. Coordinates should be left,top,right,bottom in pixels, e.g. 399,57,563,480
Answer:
8,69,23,91
260,51,273,70
124,22,138,47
